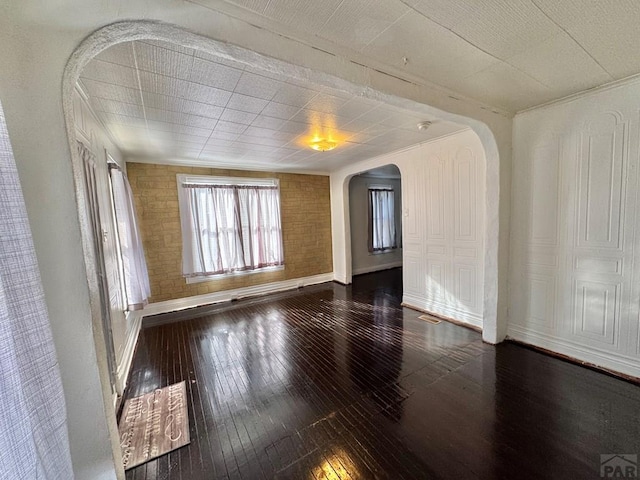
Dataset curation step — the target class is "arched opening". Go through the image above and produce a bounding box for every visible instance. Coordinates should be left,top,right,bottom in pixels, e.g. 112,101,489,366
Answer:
62,21,503,475
348,164,403,277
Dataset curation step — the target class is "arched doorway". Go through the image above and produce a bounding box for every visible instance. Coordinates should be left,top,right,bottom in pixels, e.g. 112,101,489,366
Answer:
62,21,504,476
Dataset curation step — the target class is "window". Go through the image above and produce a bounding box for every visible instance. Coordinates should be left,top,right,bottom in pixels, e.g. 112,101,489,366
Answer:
368,186,397,252
177,174,284,279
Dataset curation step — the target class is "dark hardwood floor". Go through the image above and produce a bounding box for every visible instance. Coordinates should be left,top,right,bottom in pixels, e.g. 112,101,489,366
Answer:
123,268,640,479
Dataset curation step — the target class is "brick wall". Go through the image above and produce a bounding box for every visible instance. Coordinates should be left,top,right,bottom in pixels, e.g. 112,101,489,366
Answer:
126,163,333,303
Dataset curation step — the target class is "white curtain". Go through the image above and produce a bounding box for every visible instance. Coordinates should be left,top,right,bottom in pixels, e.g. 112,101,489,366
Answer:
369,188,397,252
110,168,150,310
179,184,284,276
0,101,74,478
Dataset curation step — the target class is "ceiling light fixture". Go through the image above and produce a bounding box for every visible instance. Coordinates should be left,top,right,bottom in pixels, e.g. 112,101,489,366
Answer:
417,120,432,131
309,138,338,152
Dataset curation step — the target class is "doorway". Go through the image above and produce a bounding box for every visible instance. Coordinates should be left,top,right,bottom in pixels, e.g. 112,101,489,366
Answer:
348,165,403,279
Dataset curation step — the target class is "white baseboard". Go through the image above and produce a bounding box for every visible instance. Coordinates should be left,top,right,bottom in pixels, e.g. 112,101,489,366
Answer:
352,261,403,276
115,310,142,395
402,293,483,329
507,325,640,379
138,272,334,320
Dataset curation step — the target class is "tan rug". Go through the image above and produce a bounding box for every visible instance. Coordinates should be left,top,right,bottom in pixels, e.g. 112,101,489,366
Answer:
118,381,190,470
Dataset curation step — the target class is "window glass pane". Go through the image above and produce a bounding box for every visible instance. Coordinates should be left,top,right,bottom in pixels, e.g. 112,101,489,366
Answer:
369,188,396,252
178,176,284,277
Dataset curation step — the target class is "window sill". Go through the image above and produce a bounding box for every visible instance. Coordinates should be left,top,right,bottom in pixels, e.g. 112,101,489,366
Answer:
185,265,284,284
369,248,400,256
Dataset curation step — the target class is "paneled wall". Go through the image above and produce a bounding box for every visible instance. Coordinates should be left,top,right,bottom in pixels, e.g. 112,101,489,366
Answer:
511,81,640,378
401,130,486,328
127,163,333,303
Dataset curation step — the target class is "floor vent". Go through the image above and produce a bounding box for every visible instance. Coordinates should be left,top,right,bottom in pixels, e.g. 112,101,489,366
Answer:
419,315,441,325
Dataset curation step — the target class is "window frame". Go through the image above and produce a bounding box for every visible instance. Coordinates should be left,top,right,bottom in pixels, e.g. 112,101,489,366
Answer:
368,184,397,253
177,174,285,282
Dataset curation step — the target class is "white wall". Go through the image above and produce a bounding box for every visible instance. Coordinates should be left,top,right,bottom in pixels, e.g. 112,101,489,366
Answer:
73,87,141,395
511,78,640,378
0,5,511,479
349,174,403,275
335,129,486,329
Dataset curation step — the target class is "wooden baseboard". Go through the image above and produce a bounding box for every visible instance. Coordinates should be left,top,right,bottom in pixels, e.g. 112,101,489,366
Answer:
506,338,640,385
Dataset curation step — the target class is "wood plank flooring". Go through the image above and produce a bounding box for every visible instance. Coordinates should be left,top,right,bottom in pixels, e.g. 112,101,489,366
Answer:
123,268,640,479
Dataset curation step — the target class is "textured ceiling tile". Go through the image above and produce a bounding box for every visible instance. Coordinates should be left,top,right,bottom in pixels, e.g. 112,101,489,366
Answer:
277,149,315,162
215,120,248,134
236,135,284,147
414,0,560,59
187,83,234,107
94,98,145,119
242,127,297,142
213,0,270,14
176,147,204,158
278,121,311,135
141,91,181,111
225,93,270,114
288,109,352,129
533,0,640,79
138,71,184,97
172,132,209,145
81,60,139,89
250,115,287,130
81,38,472,170
134,42,194,80
414,48,500,88
243,126,281,138
341,117,381,133
263,0,344,34
318,0,410,51
260,102,301,120
234,72,282,100
145,107,178,124
219,108,258,125
179,99,225,120
81,79,142,105
139,40,196,56
363,12,500,79
94,42,136,67
304,93,347,114
207,130,241,142
361,122,401,137
170,124,214,137
193,49,248,70
199,138,235,148
145,120,176,134
506,33,612,98
271,84,318,107
103,113,146,128
138,72,231,107
357,106,395,124
173,112,219,130
188,57,243,91
271,146,300,157
456,62,554,111
336,98,378,118
199,147,243,158
455,8,558,59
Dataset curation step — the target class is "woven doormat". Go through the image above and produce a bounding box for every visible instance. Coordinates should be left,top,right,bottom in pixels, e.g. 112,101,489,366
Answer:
119,381,190,470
